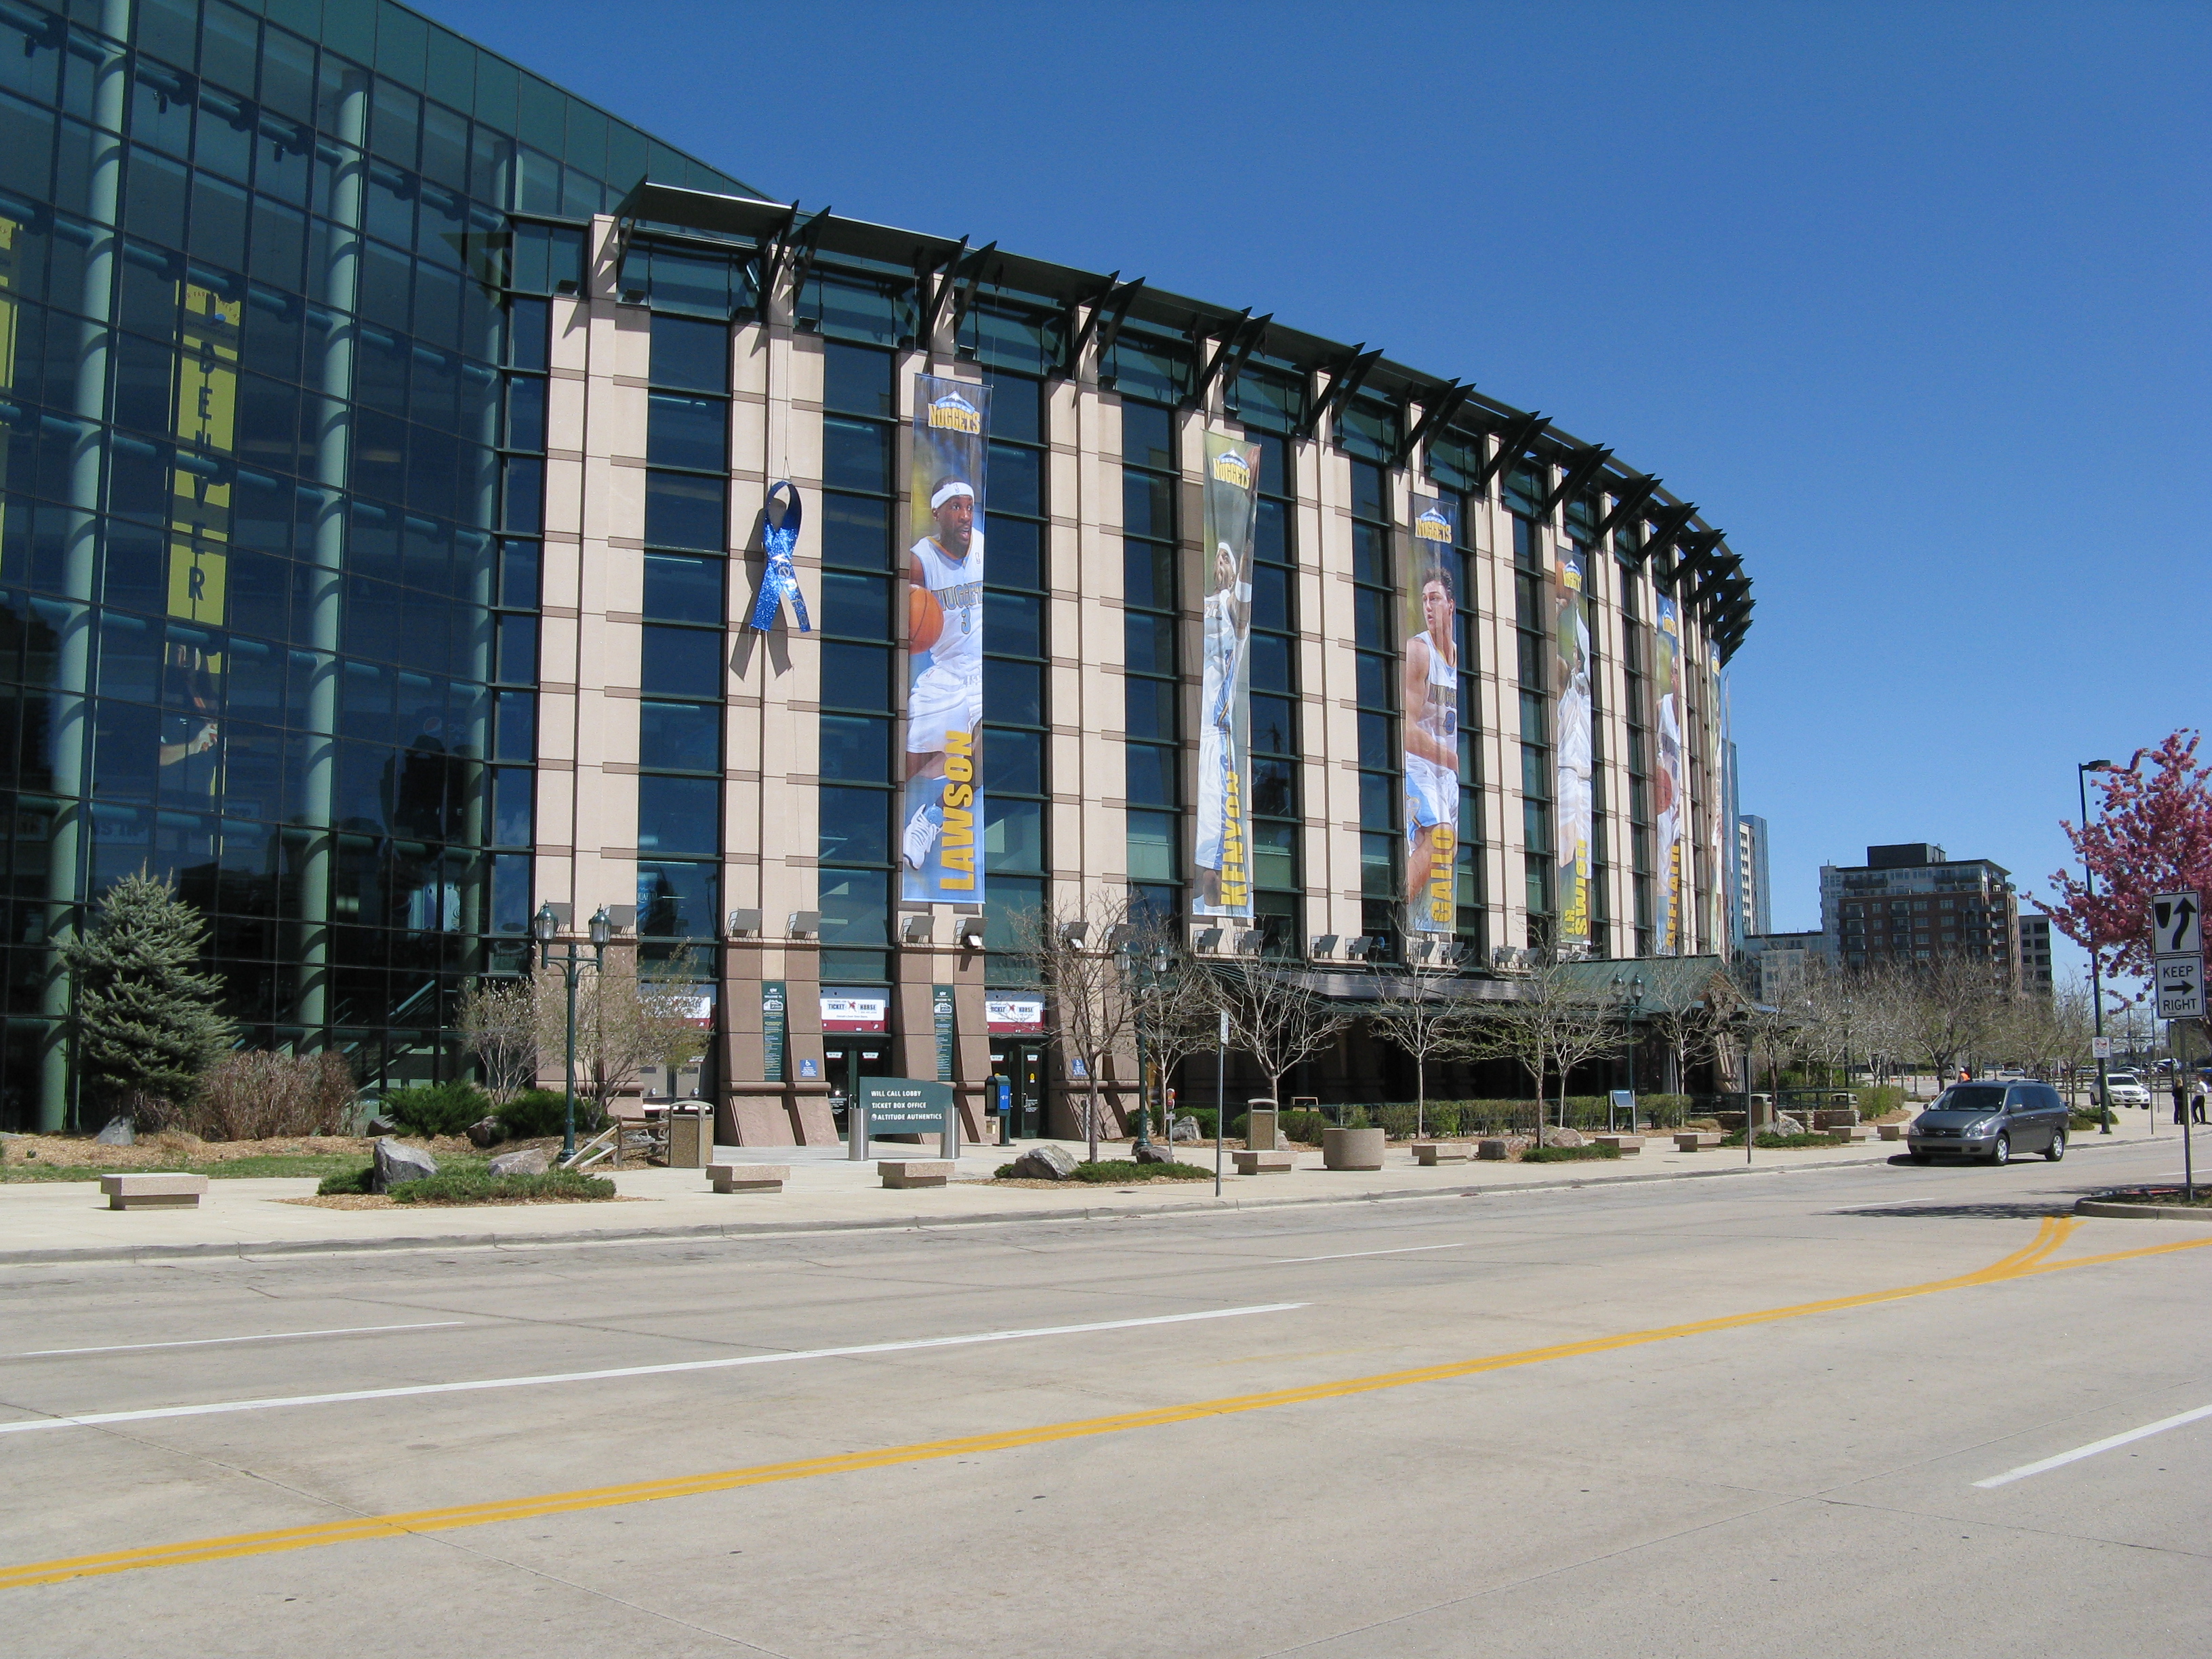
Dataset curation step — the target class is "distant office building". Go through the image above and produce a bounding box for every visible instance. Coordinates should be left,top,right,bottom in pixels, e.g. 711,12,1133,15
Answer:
1740,929,1828,1004
2017,914,2055,996
1736,814,1771,939
1821,844,2022,987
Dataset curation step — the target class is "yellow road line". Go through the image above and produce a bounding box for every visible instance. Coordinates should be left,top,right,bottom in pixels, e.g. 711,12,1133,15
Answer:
9,1214,2203,1594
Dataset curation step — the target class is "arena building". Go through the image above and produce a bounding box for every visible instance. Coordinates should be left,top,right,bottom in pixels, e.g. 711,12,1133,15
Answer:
0,0,1755,1136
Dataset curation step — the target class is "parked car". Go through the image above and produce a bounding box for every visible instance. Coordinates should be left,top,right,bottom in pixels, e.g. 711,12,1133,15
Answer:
1908,1082,2070,1166
2103,1071,2150,1109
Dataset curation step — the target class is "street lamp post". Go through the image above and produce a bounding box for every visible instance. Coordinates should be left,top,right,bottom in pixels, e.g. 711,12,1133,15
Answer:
2079,760,2120,1134
533,902,611,1162
1119,943,1176,1154
1610,972,1645,1130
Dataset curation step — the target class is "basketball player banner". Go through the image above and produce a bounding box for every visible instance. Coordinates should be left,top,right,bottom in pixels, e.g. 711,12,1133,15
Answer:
899,375,991,905
1654,594,1685,955
1554,539,1593,949
1402,495,1460,935
1193,430,1262,918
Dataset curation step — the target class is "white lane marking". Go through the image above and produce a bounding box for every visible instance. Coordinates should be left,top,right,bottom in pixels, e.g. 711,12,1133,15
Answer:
1973,1401,2212,1488
12,1321,466,1358
0,1303,1305,1436
1271,1242,1471,1264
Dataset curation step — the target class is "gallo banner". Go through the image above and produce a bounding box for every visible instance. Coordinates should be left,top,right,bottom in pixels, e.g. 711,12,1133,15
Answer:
1403,495,1460,935
900,375,991,904
1655,595,1685,954
1555,539,1594,949
1705,659,1725,953
1194,431,1261,918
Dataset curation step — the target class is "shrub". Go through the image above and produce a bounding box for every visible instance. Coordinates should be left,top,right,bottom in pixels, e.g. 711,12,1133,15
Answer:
495,1088,606,1141
1856,1085,1908,1120
1064,1159,1212,1183
391,1170,613,1204
1719,1130,1835,1149
1521,1142,1622,1163
181,1051,356,1141
317,1164,374,1195
1279,1108,1332,1144
380,1081,493,1139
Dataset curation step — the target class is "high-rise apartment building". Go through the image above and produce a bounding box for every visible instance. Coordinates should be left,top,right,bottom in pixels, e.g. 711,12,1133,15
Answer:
2017,914,2054,996
1821,844,2022,987
1736,813,1770,939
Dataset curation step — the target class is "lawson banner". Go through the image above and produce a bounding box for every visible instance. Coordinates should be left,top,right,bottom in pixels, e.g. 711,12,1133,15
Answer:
1193,431,1262,919
1403,495,1460,935
900,375,991,905
1554,537,1594,950
1655,594,1685,954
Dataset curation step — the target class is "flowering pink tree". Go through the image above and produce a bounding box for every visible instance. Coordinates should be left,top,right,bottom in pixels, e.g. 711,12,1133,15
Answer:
2043,731,2212,985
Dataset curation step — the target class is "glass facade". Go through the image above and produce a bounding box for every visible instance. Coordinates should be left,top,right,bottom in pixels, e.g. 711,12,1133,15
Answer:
0,0,750,1126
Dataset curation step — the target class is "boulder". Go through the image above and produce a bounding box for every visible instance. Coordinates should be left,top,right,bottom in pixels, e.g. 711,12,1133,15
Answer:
466,1115,505,1148
1477,1137,1512,1161
488,1145,549,1177
1170,1116,1201,1142
1540,1126,1586,1149
1773,1113,1806,1136
366,1115,399,1136
1132,1142,1171,1164
1008,1144,1079,1181
94,1115,136,1147
371,1139,439,1192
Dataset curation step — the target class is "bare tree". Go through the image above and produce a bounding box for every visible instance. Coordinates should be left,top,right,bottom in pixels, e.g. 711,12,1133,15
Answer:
458,977,539,1105
1368,958,1471,1139
1126,935,1227,1158
539,947,708,1118
1890,954,2010,1085
1445,955,1620,1130
1226,963,1349,1114
1642,998,1718,1097
1014,888,1143,1163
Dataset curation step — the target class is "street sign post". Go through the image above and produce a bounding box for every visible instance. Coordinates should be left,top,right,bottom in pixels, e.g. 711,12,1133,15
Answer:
2153,893,2203,956
2091,1036,2114,1059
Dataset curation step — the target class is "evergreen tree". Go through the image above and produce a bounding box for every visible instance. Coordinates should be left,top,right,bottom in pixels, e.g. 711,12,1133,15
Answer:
62,869,235,1113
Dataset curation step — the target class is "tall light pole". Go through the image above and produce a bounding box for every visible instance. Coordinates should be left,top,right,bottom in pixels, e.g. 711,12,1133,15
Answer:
534,902,611,1162
2078,760,2120,1133
1610,972,1645,1129
1119,942,1174,1154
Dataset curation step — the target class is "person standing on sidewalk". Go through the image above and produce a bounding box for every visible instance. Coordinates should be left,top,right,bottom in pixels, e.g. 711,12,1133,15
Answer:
2173,1075,2190,1127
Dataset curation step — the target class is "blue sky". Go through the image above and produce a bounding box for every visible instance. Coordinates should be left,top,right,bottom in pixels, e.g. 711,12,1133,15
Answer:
434,0,2208,975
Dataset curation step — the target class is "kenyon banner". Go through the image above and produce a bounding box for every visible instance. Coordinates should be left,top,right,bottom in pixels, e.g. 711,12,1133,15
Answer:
1194,431,1261,918
1705,660,1725,953
900,375,991,905
1554,540,1594,949
1403,495,1460,935
1655,595,1685,954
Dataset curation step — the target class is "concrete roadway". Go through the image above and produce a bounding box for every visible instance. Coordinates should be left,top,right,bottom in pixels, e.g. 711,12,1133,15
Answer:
1,1138,2207,1657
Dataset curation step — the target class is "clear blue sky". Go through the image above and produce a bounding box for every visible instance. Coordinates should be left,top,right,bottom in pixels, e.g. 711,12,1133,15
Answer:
434,0,2208,977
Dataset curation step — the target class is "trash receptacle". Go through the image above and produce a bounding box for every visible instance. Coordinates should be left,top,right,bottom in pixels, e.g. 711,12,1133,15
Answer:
1246,1099,1279,1151
667,1103,712,1168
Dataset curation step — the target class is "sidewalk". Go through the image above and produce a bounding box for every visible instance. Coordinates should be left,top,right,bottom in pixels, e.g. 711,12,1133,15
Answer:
0,1115,2167,1265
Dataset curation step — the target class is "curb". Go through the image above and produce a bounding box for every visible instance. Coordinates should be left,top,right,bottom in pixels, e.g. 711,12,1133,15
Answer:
2074,1197,2212,1223
0,1141,2138,1267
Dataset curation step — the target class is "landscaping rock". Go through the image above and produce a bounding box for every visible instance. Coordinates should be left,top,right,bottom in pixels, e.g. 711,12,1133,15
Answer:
366,1115,399,1136
1170,1115,1201,1141
488,1145,550,1177
371,1138,438,1192
466,1115,505,1148
1008,1144,1079,1181
1540,1126,1586,1149
1132,1142,1170,1164
94,1115,136,1147
1773,1113,1806,1136
1477,1137,1511,1160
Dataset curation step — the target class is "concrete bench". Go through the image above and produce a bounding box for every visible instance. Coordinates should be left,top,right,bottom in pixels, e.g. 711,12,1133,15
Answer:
1593,1134,1643,1155
1826,1126,1874,1144
1411,1142,1473,1166
1233,1149,1296,1175
708,1163,787,1194
1673,1132,1725,1153
878,1160,953,1189
100,1172,209,1210
1877,1122,1908,1141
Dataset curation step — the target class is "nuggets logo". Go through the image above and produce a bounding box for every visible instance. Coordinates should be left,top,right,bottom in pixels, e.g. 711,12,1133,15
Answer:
1658,610,1679,638
1210,449,1252,490
927,392,982,434
1561,562,1582,593
1415,510,1452,543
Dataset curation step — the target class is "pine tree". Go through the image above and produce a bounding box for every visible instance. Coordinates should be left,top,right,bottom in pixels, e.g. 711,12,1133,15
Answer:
62,869,236,1114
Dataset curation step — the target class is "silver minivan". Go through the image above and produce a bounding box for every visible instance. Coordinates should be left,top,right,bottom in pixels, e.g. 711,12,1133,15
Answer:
1906,1082,2069,1166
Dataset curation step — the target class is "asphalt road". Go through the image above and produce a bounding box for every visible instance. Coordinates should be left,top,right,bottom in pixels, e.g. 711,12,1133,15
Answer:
2,1139,2208,1657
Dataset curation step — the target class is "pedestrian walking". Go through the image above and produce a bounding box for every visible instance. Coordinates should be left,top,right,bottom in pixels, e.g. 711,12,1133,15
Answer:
2193,1079,2208,1126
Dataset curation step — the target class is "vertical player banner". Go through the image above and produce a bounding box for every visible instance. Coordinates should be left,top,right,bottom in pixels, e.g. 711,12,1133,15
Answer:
899,375,990,905
1402,495,1460,936
1553,539,1593,950
1193,431,1261,918
1705,659,1725,953
1654,595,1685,955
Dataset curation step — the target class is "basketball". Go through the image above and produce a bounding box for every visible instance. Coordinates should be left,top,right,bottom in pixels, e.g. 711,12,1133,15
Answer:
909,585,945,651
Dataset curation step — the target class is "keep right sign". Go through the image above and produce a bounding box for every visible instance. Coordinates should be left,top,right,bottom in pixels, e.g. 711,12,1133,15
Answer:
2154,953,2205,1021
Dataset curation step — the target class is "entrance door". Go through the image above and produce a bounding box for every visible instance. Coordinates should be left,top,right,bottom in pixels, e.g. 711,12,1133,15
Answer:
986,1041,1046,1139
823,1044,889,1133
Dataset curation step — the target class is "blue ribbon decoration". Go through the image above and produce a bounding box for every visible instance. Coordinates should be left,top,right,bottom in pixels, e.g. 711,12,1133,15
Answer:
747,480,812,634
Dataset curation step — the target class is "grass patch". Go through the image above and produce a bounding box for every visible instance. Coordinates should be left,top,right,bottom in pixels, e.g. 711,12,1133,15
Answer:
1719,1130,1836,1149
1521,1142,1622,1163
995,1158,1214,1183
316,1164,596,1202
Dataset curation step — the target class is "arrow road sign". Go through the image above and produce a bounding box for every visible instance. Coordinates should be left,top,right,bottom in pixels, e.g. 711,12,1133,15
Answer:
2154,954,2205,1021
2153,891,2202,956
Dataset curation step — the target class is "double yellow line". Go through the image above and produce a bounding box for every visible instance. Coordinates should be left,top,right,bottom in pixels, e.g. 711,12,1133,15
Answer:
4,1214,2203,1593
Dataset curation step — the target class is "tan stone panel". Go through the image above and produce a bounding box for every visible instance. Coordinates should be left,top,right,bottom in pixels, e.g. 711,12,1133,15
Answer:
549,295,589,373
543,455,583,543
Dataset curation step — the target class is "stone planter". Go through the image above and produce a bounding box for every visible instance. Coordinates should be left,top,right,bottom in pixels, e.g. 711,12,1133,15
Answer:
1322,1125,1385,1171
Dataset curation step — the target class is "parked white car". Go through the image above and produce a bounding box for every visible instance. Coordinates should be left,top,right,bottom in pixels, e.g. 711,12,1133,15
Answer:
2104,1071,2150,1108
